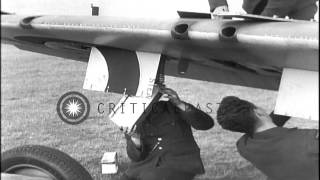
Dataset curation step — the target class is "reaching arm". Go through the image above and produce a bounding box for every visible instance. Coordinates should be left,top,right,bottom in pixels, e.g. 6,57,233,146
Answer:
121,126,146,162
178,102,214,130
124,134,146,162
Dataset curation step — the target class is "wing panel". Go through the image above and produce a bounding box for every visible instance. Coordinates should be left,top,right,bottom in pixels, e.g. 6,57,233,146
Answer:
1,14,318,92
83,47,109,91
275,68,319,121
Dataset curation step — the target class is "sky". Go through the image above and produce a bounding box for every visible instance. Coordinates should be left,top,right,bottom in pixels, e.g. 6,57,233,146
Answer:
1,0,318,20
1,0,243,18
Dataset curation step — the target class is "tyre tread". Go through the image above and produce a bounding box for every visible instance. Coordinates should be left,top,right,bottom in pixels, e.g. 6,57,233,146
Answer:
1,145,93,180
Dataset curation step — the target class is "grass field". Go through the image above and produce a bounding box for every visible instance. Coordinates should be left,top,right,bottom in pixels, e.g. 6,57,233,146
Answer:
1,44,318,180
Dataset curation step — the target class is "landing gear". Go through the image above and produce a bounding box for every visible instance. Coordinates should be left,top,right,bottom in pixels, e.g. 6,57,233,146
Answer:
1,145,93,180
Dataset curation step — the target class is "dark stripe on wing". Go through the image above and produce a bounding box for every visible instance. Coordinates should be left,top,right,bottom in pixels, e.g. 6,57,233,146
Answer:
98,47,140,95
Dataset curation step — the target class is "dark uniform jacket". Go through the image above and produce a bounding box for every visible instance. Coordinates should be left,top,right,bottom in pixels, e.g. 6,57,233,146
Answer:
237,127,319,180
208,0,318,20
124,101,214,177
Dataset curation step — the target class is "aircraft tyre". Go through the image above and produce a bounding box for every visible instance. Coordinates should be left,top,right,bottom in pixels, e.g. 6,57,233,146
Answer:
1,145,93,180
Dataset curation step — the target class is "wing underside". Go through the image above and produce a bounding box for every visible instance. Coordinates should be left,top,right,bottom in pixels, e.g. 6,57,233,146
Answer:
1,14,318,120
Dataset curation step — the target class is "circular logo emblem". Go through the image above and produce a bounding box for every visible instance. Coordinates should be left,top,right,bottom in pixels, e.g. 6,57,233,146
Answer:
56,91,90,125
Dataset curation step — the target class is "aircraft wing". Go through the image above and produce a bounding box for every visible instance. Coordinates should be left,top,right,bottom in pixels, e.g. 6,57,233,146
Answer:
1,13,318,120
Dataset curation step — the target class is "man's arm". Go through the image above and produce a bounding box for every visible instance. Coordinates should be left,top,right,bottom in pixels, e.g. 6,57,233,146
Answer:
260,0,318,20
208,0,229,12
121,127,146,162
178,102,215,130
124,134,146,162
260,0,294,17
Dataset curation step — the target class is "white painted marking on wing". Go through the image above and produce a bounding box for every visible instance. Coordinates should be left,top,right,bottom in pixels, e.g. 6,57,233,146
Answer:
83,47,109,92
135,52,161,97
275,68,319,121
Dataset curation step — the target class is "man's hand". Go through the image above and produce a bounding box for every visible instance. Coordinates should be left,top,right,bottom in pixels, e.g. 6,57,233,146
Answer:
120,125,141,148
211,5,229,19
159,87,190,111
213,5,229,14
159,87,181,105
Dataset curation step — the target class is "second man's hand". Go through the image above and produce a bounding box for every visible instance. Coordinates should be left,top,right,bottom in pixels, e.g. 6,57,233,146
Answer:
120,125,141,148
